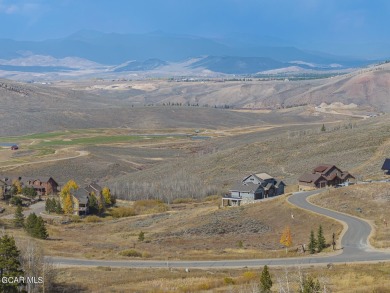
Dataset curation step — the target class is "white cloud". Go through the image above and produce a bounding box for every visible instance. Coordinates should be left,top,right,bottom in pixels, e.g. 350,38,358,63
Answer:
4,4,19,14
0,1,45,15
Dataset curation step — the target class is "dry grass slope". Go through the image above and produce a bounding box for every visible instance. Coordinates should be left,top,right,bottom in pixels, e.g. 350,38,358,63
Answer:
310,183,390,248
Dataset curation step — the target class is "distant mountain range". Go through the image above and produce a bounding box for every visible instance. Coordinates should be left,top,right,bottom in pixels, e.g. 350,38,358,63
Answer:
0,30,384,79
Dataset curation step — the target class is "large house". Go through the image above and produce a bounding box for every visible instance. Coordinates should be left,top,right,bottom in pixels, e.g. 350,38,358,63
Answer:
71,188,90,216
222,173,285,206
0,175,59,196
70,182,104,216
382,159,390,175
298,164,355,190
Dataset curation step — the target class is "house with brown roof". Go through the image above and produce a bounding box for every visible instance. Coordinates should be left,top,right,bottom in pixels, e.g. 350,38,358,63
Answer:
298,164,355,190
222,173,285,206
0,175,59,196
22,177,59,196
382,158,390,175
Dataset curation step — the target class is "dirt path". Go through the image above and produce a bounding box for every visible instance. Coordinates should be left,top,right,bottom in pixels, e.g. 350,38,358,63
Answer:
0,149,89,170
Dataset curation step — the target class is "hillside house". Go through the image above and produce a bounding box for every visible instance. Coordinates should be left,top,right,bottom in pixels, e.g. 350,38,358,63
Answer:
22,177,59,196
70,183,104,215
382,159,390,175
0,176,59,196
71,188,90,216
85,182,103,197
222,173,285,206
298,164,355,190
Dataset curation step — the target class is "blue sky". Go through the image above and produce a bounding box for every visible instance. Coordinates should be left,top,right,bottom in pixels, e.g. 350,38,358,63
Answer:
0,0,389,57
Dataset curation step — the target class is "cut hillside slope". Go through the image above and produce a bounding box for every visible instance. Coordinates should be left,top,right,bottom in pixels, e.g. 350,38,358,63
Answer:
287,63,390,111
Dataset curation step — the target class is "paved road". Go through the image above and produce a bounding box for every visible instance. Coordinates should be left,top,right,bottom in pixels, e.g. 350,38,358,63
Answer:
2,201,46,220
2,201,59,220
48,190,390,268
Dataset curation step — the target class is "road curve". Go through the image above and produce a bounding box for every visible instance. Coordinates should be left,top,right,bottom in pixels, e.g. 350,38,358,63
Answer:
48,190,390,268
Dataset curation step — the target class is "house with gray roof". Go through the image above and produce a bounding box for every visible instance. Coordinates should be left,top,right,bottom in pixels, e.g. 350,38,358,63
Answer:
222,173,285,206
71,188,90,216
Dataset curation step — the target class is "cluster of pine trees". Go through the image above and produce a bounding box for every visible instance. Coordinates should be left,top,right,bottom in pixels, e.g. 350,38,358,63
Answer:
259,265,323,293
45,198,63,214
14,207,48,239
25,213,48,239
309,225,326,254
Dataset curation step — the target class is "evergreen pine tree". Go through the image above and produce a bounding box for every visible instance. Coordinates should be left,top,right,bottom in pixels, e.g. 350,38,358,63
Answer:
13,205,25,228
260,265,273,292
45,198,54,213
309,230,317,254
317,225,326,252
0,234,24,293
25,213,38,236
34,216,48,239
138,231,145,242
321,124,326,132
55,199,63,214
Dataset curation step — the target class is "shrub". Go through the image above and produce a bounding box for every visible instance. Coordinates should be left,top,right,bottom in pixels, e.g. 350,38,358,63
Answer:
119,249,142,257
109,207,136,218
203,195,220,202
224,277,235,285
172,198,194,204
142,251,152,258
138,231,145,242
10,196,22,206
133,200,168,214
84,215,101,223
70,215,81,223
241,271,257,282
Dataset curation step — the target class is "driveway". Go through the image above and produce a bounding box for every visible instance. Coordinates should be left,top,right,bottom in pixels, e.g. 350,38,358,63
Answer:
48,190,390,268
1,201,59,219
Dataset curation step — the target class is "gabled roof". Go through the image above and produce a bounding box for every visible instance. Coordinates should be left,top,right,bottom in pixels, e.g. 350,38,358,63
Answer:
254,173,274,180
89,182,102,192
72,188,89,205
0,176,58,186
275,180,286,187
340,172,355,180
298,173,325,184
264,183,274,191
230,182,259,193
382,158,390,170
313,164,342,174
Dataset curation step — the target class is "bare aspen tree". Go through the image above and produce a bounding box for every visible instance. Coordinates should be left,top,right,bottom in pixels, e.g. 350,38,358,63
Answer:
19,239,56,293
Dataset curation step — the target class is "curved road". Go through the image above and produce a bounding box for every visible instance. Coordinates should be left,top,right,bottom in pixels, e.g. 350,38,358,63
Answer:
48,190,390,268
